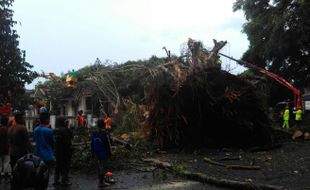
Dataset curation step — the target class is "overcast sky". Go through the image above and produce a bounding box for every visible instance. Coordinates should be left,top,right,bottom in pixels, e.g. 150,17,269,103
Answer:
12,0,249,88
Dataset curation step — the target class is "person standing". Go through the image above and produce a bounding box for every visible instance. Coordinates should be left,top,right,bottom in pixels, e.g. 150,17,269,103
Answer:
104,114,111,130
76,110,85,128
53,117,73,186
8,111,31,171
294,108,303,128
34,107,55,171
0,116,10,183
91,119,112,187
282,106,290,129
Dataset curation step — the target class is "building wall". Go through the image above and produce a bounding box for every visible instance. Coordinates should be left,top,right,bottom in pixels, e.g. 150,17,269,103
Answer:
66,100,74,116
78,96,87,114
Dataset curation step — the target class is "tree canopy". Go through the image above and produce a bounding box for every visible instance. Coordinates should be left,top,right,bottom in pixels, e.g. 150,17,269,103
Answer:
0,0,38,109
234,0,310,89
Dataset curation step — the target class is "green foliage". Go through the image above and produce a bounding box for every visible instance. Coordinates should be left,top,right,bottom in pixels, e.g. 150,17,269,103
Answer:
0,0,38,109
35,77,67,113
234,0,310,89
36,55,165,117
113,105,141,135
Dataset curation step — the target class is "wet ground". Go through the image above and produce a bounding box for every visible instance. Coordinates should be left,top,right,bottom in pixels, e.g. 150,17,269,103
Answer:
152,139,310,190
2,129,310,189
0,169,227,190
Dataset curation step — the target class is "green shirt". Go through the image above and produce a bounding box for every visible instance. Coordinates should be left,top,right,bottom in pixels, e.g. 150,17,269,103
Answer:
295,109,302,121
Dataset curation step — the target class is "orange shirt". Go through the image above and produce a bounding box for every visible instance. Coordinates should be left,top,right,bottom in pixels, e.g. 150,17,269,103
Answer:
11,116,16,126
105,117,111,129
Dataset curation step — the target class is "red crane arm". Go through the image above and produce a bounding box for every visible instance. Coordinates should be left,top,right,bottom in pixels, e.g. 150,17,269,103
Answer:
218,53,301,108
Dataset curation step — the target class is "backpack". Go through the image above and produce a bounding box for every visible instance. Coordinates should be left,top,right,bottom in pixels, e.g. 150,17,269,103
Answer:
11,154,49,190
92,132,109,159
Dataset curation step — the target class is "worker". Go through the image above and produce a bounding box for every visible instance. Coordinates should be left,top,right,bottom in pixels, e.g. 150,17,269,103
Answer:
282,106,290,129
215,57,222,65
212,56,222,70
294,107,303,128
76,110,86,128
91,119,113,187
104,114,111,130
34,107,55,173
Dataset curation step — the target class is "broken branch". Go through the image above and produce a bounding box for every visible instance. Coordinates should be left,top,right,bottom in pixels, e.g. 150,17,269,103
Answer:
204,157,261,170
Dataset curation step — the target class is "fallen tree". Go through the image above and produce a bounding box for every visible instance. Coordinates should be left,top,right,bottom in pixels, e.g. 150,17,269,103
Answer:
143,38,273,148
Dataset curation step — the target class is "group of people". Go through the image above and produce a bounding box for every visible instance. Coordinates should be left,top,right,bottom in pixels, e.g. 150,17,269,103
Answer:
282,106,303,129
0,107,115,189
0,110,32,186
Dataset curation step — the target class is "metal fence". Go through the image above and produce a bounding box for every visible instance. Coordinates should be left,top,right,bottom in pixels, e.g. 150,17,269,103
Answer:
25,114,98,132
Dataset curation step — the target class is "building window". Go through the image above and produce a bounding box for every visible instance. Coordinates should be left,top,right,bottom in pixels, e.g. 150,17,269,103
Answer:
62,105,66,116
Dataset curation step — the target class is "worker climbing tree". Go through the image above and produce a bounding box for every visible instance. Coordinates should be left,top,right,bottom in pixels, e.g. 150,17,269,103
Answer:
65,70,78,88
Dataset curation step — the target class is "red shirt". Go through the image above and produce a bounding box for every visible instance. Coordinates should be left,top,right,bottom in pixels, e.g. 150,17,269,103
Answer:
76,115,85,127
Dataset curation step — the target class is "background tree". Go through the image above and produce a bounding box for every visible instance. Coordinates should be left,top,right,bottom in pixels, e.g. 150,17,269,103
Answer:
234,0,310,104
0,0,38,109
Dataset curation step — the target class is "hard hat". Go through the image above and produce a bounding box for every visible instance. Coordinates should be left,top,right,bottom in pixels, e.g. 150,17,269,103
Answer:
39,107,48,114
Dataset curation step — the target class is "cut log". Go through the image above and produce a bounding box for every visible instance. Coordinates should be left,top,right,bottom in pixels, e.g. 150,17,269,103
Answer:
292,130,303,140
304,132,310,140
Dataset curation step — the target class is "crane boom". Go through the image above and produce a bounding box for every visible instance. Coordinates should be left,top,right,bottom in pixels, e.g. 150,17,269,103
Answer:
218,53,301,108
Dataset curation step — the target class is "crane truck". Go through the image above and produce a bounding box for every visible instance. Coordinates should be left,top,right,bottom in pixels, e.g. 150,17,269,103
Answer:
218,53,303,111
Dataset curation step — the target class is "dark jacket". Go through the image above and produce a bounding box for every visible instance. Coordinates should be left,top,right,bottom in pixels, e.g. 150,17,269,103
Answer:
8,124,31,158
54,126,73,158
0,125,9,155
